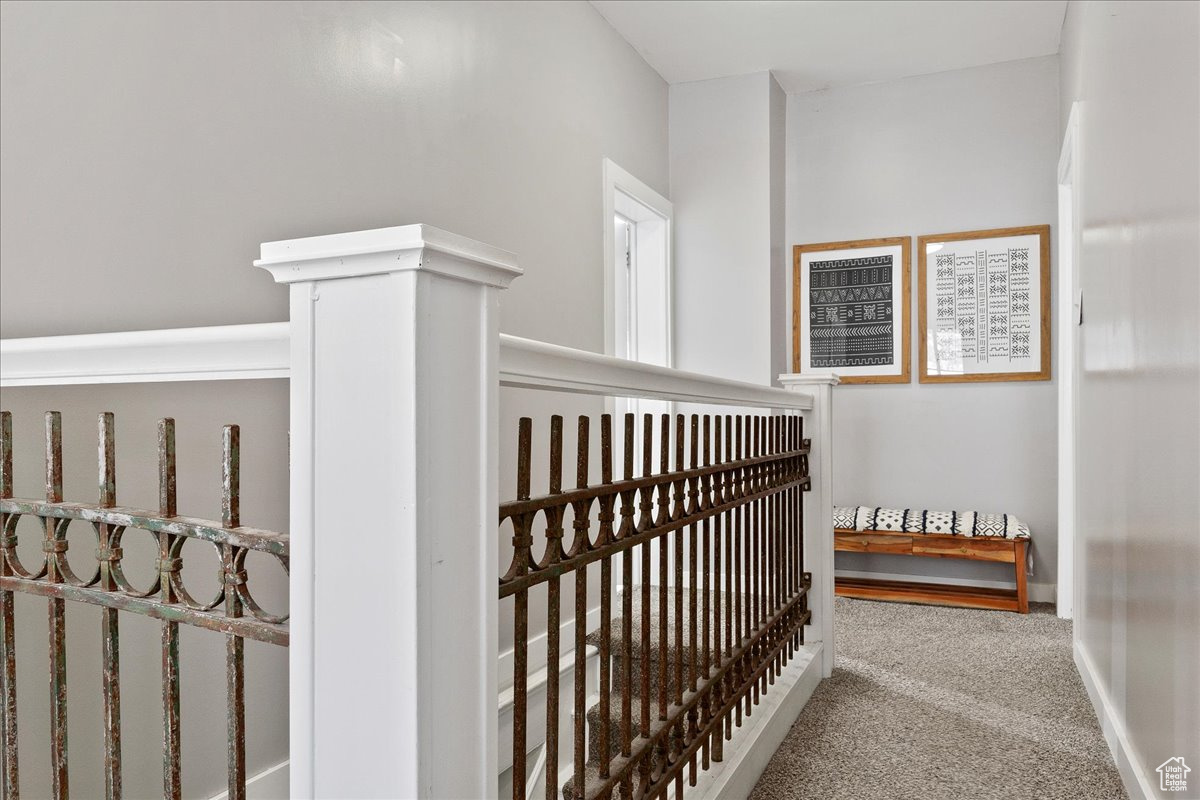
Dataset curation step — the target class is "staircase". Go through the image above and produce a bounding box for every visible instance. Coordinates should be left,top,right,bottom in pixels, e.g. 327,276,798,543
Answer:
561,587,805,800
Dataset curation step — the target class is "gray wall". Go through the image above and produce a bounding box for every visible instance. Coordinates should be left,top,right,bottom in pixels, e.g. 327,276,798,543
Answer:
670,72,787,385
1,1,669,795
1060,1,1199,793
786,56,1061,592
0,0,668,349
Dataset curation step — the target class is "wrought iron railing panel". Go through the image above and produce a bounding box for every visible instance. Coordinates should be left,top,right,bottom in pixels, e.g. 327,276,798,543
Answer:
0,410,288,800
501,412,810,800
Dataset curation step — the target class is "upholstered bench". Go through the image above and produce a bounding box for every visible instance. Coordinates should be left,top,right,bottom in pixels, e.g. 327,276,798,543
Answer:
833,506,1031,613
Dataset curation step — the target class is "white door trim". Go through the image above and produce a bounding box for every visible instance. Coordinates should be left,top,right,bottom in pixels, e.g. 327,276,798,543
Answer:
601,158,674,363
1056,102,1082,621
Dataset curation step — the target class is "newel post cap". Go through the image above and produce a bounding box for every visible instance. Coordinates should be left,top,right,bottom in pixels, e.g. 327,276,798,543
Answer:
254,223,522,288
778,373,840,388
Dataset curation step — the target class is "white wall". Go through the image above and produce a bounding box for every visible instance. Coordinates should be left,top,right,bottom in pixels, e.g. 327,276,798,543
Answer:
670,72,787,385
0,1,669,796
786,56,1061,592
1059,2,1199,796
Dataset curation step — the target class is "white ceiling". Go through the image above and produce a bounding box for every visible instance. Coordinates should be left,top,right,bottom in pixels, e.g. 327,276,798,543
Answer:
590,1,1067,94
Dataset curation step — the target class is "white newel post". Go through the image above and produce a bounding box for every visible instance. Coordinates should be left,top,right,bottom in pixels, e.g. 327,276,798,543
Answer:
256,225,522,799
778,374,837,678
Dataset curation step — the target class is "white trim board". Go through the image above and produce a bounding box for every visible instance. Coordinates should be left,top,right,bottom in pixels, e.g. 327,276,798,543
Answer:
834,569,1057,604
682,644,822,800
1074,641,1154,800
1056,101,1082,621
207,759,289,800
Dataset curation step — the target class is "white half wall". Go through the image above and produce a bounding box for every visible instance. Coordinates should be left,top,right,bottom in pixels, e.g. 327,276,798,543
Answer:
786,56,1061,589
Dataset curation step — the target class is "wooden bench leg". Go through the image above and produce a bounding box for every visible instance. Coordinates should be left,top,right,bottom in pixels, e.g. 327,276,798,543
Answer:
1015,539,1029,613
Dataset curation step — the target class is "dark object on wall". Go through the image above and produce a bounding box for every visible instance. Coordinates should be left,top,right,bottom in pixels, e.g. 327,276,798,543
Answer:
792,237,912,384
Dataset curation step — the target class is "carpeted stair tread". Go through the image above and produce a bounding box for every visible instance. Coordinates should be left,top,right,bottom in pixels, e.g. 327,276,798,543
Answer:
587,590,790,697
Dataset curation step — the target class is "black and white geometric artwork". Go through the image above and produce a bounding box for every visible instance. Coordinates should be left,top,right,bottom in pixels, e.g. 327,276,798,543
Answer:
931,247,1032,366
920,226,1049,383
793,237,911,383
809,254,895,368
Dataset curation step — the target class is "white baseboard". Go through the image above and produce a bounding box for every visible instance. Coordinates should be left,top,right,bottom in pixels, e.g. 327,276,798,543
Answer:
834,569,1057,604
683,644,822,800
207,758,289,800
1074,641,1155,800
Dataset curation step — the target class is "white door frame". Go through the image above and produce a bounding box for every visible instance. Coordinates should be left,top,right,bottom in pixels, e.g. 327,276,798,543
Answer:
601,158,674,364
1056,103,1082,620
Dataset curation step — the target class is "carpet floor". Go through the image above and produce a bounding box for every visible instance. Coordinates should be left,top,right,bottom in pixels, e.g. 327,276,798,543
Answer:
750,597,1126,800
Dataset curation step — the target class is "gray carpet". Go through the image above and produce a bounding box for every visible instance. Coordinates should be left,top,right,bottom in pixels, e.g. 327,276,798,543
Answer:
750,597,1126,800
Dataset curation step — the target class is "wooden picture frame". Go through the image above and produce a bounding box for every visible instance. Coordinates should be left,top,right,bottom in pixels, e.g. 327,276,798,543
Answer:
918,225,1051,383
792,237,911,384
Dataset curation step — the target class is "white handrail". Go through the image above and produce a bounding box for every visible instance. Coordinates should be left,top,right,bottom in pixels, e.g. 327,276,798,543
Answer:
1,324,814,410
0,323,290,386
499,334,811,409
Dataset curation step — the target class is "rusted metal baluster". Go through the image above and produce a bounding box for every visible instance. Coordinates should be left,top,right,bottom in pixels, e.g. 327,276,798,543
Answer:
97,413,122,800
778,418,788,671
570,417,590,800
672,415,685,800
768,417,778,684
699,415,711,774
722,415,733,743
596,415,615,784
637,414,653,795
44,412,68,799
790,416,800,653
656,414,669,726
783,417,790,606
752,416,762,705
778,418,786,671
710,415,724,764
222,425,247,800
686,415,699,786
617,415,635,800
744,416,755,716
158,418,182,799
0,411,17,799
510,419,534,800
733,416,743,728
544,416,565,800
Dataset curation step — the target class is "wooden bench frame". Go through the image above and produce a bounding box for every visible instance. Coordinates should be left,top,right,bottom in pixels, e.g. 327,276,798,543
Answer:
834,528,1029,613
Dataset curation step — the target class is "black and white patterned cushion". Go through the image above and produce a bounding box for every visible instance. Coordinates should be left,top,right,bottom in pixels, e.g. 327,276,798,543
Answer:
853,506,874,531
833,506,857,530
838,505,1031,539
972,513,1009,537
923,510,956,534
872,508,906,531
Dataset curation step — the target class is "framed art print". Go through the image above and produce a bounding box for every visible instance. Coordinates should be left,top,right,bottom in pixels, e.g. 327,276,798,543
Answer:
918,225,1051,383
792,237,911,383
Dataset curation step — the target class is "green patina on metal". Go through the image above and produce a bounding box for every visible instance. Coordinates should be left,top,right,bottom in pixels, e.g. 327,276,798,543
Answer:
0,411,289,800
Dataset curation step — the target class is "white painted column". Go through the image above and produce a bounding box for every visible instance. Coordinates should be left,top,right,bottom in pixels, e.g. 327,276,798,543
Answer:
778,374,837,678
256,225,522,800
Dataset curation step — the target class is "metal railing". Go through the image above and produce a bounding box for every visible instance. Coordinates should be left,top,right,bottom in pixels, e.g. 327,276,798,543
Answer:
0,411,288,800
0,224,834,798
502,412,810,800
